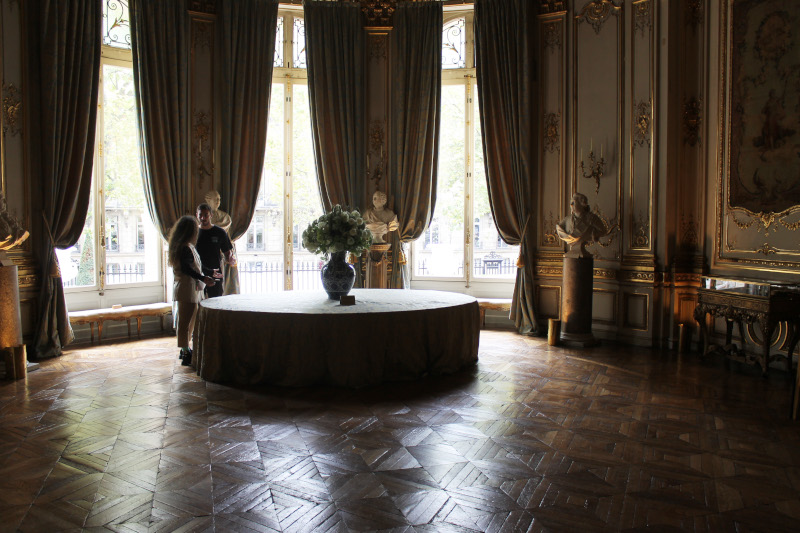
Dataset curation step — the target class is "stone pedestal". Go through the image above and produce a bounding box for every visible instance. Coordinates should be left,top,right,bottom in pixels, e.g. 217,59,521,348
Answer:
366,243,391,289
560,256,598,347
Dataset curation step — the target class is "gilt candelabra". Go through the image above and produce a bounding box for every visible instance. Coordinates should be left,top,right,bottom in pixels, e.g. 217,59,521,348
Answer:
579,148,606,195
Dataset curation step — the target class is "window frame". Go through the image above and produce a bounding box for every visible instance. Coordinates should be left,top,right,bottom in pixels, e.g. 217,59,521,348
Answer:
409,9,517,296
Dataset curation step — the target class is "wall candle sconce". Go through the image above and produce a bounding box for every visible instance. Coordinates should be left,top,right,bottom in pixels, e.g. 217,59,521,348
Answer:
579,145,606,195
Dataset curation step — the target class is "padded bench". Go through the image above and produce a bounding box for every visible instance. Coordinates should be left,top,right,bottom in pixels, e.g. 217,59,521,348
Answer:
69,302,172,343
477,298,512,328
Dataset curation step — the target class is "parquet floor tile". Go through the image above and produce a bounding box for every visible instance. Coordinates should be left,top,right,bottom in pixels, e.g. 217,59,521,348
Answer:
3,331,800,531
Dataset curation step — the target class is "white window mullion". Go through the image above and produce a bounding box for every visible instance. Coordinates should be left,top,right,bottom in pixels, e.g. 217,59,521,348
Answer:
284,79,294,290
464,79,475,288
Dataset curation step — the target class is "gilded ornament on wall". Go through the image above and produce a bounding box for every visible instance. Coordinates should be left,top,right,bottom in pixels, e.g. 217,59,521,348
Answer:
539,0,566,14
576,0,621,36
192,109,212,187
680,212,699,249
631,211,649,248
541,211,559,246
685,0,704,30
633,0,651,36
368,34,387,61
543,113,560,153
2,83,22,137
193,20,213,52
683,96,702,147
362,0,394,27
634,100,651,148
543,21,562,52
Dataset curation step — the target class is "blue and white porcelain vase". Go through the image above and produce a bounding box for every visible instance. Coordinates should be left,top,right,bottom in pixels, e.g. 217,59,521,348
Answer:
320,251,355,300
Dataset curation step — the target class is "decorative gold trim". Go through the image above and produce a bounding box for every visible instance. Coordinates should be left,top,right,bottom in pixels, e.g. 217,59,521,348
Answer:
593,268,617,280
368,33,387,62
368,120,385,192
592,287,618,325
575,0,621,35
189,0,216,14
539,0,566,14
192,109,212,188
633,99,651,148
620,270,659,283
192,20,213,51
685,0,704,30
633,0,651,36
779,217,800,231
543,20,562,51
535,264,562,277
543,113,560,153
682,96,702,147
2,83,22,137
631,211,649,248
756,242,778,256
541,211,559,246
363,0,394,27
680,212,699,249
534,285,561,319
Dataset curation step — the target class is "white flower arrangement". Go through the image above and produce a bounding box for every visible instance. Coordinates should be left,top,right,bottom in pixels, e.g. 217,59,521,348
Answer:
302,204,373,258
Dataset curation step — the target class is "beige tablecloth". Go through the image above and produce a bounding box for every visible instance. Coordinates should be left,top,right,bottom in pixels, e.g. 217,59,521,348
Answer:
193,289,480,387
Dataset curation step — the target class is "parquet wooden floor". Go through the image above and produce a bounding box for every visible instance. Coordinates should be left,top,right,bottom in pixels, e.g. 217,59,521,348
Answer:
2,331,800,532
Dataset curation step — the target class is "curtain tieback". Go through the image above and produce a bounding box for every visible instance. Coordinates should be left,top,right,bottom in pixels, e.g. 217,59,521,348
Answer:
516,255,525,269
41,211,62,278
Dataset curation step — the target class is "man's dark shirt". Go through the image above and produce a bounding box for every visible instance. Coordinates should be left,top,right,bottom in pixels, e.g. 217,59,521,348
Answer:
196,225,233,274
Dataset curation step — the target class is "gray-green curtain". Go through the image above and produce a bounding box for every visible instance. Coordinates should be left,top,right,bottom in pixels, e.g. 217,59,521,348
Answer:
219,0,279,241
131,0,190,238
475,0,539,334
389,2,442,288
28,0,102,358
304,1,366,212
304,0,366,284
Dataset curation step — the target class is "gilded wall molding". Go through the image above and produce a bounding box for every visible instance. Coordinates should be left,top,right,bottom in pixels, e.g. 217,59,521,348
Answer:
368,33,387,62
190,0,216,14
541,211,559,246
622,292,649,330
192,109,212,188
682,96,702,147
685,0,704,31
543,21,562,52
620,270,659,283
193,20,213,52
539,0,566,14
2,83,22,137
543,113,560,153
535,264,562,277
575,0,621,35
633,99,651,148
633,0,651,36
631,211,650,248
362,0,394,27
593,268,617,280
680,212,699,249
368,120,385,192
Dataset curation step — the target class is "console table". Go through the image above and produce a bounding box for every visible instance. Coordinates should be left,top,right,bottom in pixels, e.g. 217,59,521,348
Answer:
694,277,800,378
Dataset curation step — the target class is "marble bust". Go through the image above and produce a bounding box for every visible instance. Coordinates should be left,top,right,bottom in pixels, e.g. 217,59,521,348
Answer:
364,191,399,244
205,189,232,234
556,193,608,258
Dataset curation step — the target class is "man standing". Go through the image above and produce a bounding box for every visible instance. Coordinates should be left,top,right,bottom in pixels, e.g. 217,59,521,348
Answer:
196,203,235,298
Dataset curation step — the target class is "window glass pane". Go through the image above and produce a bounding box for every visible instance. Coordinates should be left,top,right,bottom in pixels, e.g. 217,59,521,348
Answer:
293,18,307,69
274,17,284,68
59,191,96,289
102,0,131,49
102,64,160,285
473,85,519,279
291,84,323,289
415,84,465,278
442,18,466,69
238,83,285,293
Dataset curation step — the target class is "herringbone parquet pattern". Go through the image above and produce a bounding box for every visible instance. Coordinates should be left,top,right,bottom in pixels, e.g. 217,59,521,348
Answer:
2,331,800,532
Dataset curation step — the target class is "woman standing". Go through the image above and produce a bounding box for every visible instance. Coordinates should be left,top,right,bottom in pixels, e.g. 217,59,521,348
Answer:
167,215,218,365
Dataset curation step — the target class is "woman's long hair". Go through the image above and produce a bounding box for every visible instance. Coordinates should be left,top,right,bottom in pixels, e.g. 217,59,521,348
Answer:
168,216,199,268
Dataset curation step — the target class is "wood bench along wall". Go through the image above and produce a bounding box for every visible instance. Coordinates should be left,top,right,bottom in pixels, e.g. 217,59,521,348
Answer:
68,303,172,342
477,298,512,328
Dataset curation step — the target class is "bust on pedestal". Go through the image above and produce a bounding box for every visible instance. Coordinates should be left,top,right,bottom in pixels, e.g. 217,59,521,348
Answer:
204,190,239,295
556,193,609,347
364,191,399,289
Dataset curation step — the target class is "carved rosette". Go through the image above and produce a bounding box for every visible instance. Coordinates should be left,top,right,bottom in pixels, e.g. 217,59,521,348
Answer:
2,83,22,137
543,21,562,52
682,96,702,147
362,0,394,27
576,0,621,35
633,0,651,35
543,113,560,153
192,109,212,187
633,100,651,148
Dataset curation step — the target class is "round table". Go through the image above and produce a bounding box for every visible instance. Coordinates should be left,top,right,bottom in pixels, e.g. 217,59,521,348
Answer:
193,289,480,387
